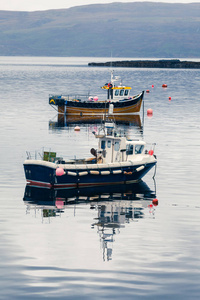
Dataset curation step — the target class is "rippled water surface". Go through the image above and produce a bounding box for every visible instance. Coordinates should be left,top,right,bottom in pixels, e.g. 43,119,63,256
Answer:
0,56,200,299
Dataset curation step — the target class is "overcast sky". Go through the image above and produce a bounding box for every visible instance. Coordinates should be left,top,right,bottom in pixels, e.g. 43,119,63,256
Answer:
0,0,198,12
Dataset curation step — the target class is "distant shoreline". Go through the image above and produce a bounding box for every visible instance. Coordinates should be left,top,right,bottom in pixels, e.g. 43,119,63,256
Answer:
88,59,200,69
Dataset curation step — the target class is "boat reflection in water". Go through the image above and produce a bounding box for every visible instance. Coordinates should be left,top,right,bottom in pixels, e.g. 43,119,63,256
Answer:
23,181,157,261
49,113,142,130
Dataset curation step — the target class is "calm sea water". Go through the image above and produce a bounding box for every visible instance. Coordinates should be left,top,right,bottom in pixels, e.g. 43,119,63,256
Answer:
0,56,200,299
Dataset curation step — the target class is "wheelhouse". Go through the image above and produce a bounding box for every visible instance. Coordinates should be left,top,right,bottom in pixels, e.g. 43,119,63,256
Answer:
126,141,146,158
101,72,132,101
97,127,146,164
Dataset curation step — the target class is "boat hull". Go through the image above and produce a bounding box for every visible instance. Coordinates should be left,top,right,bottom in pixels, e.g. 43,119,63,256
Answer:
49,92,144,115
23,159,156,189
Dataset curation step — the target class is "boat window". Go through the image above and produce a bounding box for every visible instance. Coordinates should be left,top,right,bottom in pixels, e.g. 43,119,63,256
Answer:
101,140,106,150
114,141,120,151
124,90,129,96
107,140,111,148
126,144,133,155
120,90,124,96
135,145,144,154
115,90,119,96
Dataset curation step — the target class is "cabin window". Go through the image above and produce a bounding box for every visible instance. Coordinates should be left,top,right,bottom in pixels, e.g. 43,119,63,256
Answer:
107,140,111,148
114,141,120,151
115,90,119,96
120,90,124,96
126,144,133,155
124,90,129,96
101,140,106,150
135,145,144,154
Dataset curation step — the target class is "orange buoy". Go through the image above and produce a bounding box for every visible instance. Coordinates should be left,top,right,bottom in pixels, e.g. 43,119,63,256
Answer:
162,84,167,88
152,198,158,206
74,126,80,131
146,90,150,93
147,108,153,115
169,96,171,100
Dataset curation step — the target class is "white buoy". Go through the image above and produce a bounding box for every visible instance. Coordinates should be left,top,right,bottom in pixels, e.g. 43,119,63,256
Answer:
136,165,145,172
67,171,77,176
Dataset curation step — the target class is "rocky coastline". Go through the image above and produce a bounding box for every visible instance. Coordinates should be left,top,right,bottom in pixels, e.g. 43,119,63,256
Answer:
88,59,200,69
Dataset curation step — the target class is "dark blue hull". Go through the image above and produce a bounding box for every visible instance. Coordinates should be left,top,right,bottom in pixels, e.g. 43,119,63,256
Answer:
24,162,156,189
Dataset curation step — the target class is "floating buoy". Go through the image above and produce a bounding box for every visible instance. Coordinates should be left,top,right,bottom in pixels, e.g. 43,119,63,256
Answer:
56,167,65,176
162,84,167,88
93,96,98,101
152,198,158,206
169,96,171,101
148,150,154,155
74,126,80,131
146,90,150,93
147,108,153,115
148,204,153,208
152,85,154,88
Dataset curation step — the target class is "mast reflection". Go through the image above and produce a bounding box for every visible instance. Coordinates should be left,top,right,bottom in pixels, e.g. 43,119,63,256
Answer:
23,181,157,260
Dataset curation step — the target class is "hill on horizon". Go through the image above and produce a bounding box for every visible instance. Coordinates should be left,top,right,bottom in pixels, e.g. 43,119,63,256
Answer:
0,2,200,58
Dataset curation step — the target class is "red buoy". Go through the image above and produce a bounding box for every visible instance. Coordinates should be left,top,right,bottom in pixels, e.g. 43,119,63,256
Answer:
146,90,150,93
148,149,154,155
147,108,153,115
152,85,154,88
162,84,167,88
169,96,171,100
152,198,158,206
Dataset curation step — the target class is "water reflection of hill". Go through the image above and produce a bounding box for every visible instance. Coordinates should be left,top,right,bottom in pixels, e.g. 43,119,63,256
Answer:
23,181,157,261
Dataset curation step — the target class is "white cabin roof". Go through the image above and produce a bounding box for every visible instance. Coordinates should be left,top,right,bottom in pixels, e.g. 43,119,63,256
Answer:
126,140,146,146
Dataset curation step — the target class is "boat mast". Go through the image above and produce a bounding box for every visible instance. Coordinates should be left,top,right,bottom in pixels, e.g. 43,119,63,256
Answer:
107,69,114,100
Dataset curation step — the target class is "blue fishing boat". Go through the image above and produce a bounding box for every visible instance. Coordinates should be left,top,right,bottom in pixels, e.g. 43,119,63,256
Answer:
24,121,157,189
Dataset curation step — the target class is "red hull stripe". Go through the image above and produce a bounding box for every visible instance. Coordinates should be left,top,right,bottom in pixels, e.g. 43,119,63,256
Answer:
27,180,52,188
77,181,123,187
27,179,139,189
